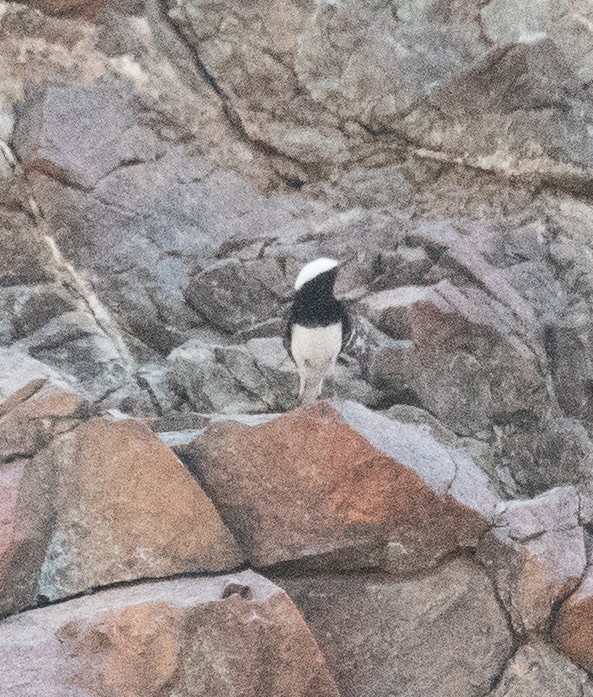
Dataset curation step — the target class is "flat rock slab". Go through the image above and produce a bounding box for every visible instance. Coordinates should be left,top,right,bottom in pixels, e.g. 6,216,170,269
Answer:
0,570,339,697
0,415,244,616
183,399,500,572
278,557,514,697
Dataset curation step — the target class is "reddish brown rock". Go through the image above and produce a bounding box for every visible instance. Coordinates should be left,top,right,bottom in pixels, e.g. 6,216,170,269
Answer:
184,399,500,572
0,416,243,616
554,565,593,672
0,570,339,697
38,417,244,600
477,487,586,634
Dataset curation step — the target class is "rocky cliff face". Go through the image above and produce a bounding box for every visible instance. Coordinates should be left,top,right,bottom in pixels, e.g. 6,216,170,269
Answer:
1,0,593,694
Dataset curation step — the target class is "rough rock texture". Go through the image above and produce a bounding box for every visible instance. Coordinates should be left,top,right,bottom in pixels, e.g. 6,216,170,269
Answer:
0,405,243,617
478,487,586,634
554,564,593,673
183,399,500,572
0,0,593,514
487,642,593,697
279,558,514,697
2,0,593,692
0,570,339,697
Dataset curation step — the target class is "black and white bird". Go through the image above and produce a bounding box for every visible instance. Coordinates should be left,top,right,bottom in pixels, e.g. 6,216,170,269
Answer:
284,257,351,405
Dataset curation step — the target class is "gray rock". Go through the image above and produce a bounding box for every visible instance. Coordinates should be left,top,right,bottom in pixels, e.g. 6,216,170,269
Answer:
185,259,286,335
497,413,593,521
0,208,55,287
0,570,340,697
278,558,514,697
14,79,161,191
0,348,78,403
487,642,593,697
477,487,586,634
168,337,268,414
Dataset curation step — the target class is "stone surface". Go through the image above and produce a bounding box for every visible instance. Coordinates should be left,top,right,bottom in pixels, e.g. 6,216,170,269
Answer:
183,399,500,572
360,280,545,436
487,642,593,697
477,487,586,634
279,558,514,697
554,563,593,672
0,416,243,616
0,379,87,464
0,570,340,697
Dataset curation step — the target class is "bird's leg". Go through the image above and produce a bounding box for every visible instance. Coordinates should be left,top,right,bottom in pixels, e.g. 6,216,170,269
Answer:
296,361,307,406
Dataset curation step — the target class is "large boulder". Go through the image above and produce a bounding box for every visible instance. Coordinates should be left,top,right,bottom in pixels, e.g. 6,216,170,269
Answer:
0,413,243,616
182,399,500,572
0,570,340,697
167,0,593,183
279,558,514,697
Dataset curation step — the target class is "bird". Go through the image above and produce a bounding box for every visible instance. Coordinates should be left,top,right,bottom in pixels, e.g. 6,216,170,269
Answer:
284,257,351,406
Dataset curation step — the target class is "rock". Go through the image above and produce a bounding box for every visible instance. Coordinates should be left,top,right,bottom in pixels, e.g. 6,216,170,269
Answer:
554,563,593,673
477,487,586,634
360,281,544,436
497,414,593,521
184,259,286,335
372,245,433,289
29,0,107,17
487,642,593,697
279,558,513,697
168,0,486,163
0,379,88,463
246,337,299,410
0,209,55,287
23,311,129,401
406,36,593,183
0,349,77,404
183,400,500,572
0,455,53,618
168,338,270,414
14,80,160,191
0,416,243,616
0,570,340,697
8,283,77,340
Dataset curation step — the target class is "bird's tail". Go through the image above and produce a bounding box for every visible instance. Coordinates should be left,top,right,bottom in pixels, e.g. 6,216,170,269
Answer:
298,365,329,406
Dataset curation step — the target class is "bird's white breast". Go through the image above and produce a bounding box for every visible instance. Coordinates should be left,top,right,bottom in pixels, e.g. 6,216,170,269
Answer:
291,323,342,367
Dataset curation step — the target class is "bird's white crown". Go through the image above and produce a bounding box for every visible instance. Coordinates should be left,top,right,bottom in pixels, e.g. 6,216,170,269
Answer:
294,257,340,290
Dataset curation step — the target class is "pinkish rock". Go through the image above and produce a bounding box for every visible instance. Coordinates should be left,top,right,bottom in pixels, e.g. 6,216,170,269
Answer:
279,558,513,697
0,379,88,463
0,570,339,697
0,416,244,616
359,281,544,437
183,399,500,573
